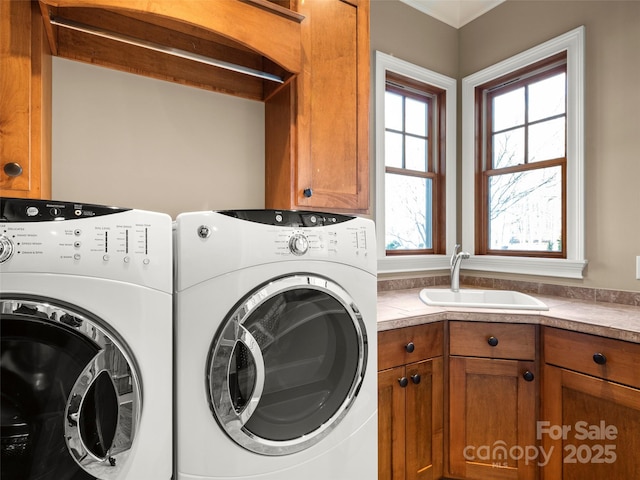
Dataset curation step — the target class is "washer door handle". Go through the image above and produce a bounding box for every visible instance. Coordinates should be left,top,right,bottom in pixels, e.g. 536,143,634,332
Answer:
64,349,135,478
234,324,266,425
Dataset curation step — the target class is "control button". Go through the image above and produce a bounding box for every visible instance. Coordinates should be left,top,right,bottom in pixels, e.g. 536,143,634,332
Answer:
309,215,317,224
123,256,130,263
0,236,14,263
74,241,81,248
74,209,82,216
103,254,110,261
197,225,211,239
26,206,39,217
74,229,82,236
289,233,309,256
143,258,150,265
73,254,81,260
275,214,283,223
50,207,62,217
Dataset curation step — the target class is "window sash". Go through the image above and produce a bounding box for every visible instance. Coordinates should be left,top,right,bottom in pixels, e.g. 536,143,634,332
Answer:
383,72,446,256
476,54,568,259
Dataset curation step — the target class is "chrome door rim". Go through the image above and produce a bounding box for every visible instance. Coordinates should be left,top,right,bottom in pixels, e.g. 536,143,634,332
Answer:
206,274,368,456
0,295,142,478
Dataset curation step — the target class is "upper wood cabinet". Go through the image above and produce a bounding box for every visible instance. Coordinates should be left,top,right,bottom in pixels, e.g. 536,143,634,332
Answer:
37,0,304,101
265,0,370,213
1,0,52,199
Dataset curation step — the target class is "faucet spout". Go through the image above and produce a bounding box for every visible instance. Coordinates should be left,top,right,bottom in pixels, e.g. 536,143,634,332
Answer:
450,244,470,292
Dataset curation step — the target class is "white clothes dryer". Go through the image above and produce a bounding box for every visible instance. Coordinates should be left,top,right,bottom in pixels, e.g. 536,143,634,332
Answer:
174,210,377,480
0,197,173,480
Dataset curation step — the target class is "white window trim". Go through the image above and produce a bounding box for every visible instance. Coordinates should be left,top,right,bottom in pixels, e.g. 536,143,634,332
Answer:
461,26,587,279
375,51,457,273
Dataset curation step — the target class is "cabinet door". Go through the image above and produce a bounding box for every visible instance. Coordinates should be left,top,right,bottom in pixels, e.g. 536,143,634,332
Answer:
0,0,51,199
449,357,538,480
378,358,443,480
406,358,443,480
379,366,406,480
265,0,369,212
542,365,640,479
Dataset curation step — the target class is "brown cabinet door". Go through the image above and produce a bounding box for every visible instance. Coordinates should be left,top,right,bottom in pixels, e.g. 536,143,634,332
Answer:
265,0,370,213
449,356,538,480
0,0,51,199
379,366,407,480
542,365,640,480
378,357,443,480
406,358,443,480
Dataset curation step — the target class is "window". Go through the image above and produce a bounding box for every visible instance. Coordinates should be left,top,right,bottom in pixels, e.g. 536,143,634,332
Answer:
375,52,456,273
462,27,587,278
478,53,567,257
384,72,444,254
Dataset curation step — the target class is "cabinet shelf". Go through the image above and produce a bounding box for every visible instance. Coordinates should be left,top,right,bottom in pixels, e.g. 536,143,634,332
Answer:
38,0,304,101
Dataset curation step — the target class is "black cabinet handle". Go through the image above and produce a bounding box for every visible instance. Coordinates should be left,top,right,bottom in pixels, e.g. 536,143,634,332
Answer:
593,352,607,365
488,336,499,347
523,371,535,382
411,374,421,385
405,342,415,353
398,377,408,388
3,162,23,177
303,188,313,198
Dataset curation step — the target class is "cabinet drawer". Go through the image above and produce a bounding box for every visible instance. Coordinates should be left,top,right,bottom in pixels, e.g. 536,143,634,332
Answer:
450,321,536,360
543,327,640,388
378,322,444,371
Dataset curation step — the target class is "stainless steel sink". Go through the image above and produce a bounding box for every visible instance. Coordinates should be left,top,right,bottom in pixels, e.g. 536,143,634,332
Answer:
419,288,548,310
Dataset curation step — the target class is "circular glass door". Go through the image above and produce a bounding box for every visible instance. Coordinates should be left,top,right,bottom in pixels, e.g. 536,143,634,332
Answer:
207,275,368,455
0,297,141,480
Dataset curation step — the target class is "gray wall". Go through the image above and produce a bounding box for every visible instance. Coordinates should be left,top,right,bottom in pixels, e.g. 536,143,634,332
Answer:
52,58,265,219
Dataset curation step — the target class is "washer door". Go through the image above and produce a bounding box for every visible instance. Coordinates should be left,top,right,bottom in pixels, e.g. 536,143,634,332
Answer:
207,275,368,455
0,298,141,480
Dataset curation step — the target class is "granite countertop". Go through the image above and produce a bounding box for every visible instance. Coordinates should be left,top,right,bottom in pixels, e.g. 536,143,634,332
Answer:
378,288,640,343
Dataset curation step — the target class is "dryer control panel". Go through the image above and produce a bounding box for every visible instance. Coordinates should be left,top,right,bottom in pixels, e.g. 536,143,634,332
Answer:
175,209,376,289
0,198,172,292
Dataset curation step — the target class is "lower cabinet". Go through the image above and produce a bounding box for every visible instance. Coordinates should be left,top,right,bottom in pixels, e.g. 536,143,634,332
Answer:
541,327,640,479
378,321,640,480
448,322,539,480
378,323,444,480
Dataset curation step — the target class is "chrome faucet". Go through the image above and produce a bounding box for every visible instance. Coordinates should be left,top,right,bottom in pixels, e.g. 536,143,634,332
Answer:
450,244,470,292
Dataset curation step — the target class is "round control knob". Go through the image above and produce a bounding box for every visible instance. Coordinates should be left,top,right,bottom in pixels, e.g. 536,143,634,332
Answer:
0,236,14,263
289,234,309,256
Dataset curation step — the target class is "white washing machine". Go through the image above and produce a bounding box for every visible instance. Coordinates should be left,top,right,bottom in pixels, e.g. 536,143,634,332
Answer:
0,197,173,480
174,210,377,480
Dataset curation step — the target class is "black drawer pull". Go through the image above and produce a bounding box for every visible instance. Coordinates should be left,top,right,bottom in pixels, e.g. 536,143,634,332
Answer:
593,352,607,365
411,374,421,385
398,377,408,388
487,336,499,347
523,371,535,382
405,342,415,353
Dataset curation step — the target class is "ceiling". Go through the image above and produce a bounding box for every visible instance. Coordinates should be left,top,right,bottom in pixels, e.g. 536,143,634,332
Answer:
399,0,506,29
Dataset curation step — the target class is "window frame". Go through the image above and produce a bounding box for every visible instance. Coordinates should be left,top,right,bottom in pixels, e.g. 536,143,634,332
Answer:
375,51,457,273
384,72,443,255
461,26,587,278
478,54,567,258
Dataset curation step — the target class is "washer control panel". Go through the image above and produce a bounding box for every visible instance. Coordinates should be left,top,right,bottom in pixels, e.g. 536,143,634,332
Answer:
0,198,172,291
